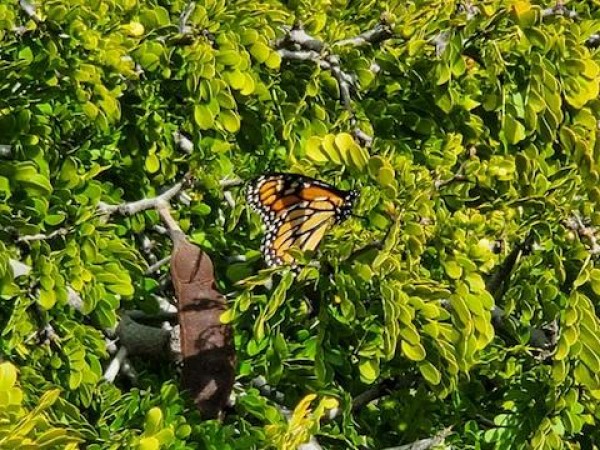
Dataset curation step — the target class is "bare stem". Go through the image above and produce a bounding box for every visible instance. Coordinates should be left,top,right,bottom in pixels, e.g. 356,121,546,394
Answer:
179,1,196,34
333,23,393,48
97,173,192,217
146,256,172,274
274,24,387,147
19,0,41,23
381,427,452,450
564,214,600,255
17,227,69,243
103,346,129,383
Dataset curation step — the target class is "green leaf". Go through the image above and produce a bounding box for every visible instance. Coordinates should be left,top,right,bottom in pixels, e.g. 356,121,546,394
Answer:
226,263,252,283
216,50,241,67
358,358,379,383
145,154,160,174
106,282,134,297
262,271,294,322
0,362,17,390
589,269,600,295
44,213,66,226
194,104,215,130
320,134,342,164
250,42,271,63
219,308,235,324
443,260,462,280
224,70,246,90
219,110,240,133
503,115,526,144
305,136,328,163
145,407,163,435
138,437,160,450
377,165,395,187
418,361,441,385
401,340,426,361
265,52,281,70
36,389,61,411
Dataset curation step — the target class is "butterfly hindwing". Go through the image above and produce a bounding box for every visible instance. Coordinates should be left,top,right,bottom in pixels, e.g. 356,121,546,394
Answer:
247,173,357,267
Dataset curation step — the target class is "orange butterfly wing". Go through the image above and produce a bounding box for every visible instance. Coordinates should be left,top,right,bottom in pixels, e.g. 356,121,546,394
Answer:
247,173,357,267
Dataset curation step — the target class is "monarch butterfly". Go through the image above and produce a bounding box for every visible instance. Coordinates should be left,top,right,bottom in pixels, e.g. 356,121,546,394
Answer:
247,173,358,268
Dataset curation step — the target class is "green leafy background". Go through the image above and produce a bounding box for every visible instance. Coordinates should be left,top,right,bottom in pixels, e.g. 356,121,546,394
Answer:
2,0,600,448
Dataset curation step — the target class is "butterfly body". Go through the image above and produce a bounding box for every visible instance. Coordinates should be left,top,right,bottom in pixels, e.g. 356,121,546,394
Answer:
247,173,357,267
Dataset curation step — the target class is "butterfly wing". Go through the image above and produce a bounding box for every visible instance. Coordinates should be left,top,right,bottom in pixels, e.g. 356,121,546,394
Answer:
247,173,356,267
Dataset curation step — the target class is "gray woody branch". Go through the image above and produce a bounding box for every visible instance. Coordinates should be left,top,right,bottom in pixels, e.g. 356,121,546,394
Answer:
274,22,393,147
382,427,452,450
97,173,193,217
332,23,393,48
18,0,41,24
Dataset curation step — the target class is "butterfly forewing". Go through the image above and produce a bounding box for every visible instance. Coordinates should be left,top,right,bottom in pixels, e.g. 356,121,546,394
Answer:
247,173,357,267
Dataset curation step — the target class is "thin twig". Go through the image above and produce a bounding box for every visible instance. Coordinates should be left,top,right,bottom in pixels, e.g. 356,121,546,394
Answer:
17,227,69,243
145,256,171,274
333,23,393,48
564,214,600,255
97,173,192,217
353,128,373,147
18,0,41,24
274,24,388,147
103,346,129,382
179,1,196,34
173,130,194,154
382,427,452,450
351,377,413,412
220,177,244,188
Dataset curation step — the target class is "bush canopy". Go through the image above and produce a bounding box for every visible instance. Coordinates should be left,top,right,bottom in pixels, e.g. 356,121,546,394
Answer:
1,0,600,449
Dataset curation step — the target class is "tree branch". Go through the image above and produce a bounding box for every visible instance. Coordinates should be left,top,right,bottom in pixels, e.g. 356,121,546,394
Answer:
274,23,391,148
173,130,194,154
178,1,196,35
541,1,578,19
97,173,192,217
382,427,452,450
18,0,41,24
124,295,178,321
116,315,172,357
564,214,600,255
333,23,393,48
17,227,69,243
352,377,413,412
145,256,171,274
9,259,31,278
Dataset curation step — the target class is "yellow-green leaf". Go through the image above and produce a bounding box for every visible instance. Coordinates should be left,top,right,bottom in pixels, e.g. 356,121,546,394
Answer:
401,340,426,361
0,362,17,391
145,407,163,434
138,437,160,450
145,154,160,174
418,361,441,385
219,110,240,133
305,136,328,163
358,358,379,383
194,104,215,130
250,42,271,63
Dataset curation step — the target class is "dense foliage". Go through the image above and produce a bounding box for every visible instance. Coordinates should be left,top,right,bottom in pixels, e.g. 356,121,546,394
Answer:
2,0,600,448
